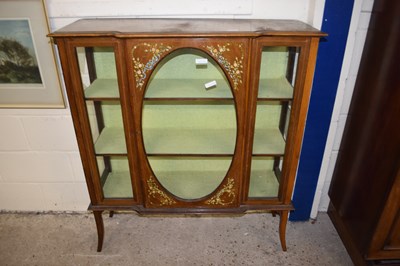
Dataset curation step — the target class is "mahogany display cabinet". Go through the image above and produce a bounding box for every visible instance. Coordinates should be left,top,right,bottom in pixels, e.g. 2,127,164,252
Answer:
49,18,325,251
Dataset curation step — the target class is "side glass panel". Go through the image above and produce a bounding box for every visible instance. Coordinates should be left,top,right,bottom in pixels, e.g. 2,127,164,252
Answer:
249,46,299,199
76,47,133,199
142,48,237,200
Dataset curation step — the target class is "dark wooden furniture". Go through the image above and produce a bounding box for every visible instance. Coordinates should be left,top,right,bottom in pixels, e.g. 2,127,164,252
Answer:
328,1,400,265
49,19,325,252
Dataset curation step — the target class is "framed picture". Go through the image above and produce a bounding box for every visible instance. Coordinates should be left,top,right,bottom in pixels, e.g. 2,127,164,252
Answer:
0,0,65,108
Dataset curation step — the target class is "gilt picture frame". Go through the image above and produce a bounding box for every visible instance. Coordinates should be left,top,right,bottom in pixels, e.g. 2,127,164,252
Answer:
0,0,65,108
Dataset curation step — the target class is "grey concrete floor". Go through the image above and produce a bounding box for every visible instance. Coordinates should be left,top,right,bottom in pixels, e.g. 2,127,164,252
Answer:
0,212,351,266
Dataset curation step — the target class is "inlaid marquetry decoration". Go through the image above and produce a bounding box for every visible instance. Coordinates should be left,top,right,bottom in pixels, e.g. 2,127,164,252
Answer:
147,175,176,206
205,177,236,206
204,43,244,91
132,43,172,90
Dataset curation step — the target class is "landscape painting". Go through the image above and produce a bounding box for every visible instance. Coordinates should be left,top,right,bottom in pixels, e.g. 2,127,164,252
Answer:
0,19,42,84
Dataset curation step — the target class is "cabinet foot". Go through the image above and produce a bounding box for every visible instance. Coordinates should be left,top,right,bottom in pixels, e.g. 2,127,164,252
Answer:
109,211,114,218
279,210,289,251
93,211,104,252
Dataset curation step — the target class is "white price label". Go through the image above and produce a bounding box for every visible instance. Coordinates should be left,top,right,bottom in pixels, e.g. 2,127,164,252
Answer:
195,58,208,65
204,80,217,89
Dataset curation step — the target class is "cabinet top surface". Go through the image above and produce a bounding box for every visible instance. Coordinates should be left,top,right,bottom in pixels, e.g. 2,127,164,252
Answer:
49,18,326,38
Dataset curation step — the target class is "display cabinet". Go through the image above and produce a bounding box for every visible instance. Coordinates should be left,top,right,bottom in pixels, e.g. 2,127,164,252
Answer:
49,18,325,251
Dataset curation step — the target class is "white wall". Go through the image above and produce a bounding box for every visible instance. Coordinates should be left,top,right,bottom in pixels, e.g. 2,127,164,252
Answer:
0,108,89,211
0,0,350,212
311,0,374,216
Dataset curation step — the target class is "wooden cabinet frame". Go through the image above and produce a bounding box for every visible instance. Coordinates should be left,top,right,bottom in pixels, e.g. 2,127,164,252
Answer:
50,19,325,252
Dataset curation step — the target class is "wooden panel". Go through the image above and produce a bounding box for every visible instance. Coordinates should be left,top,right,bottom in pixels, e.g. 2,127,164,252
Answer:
49,19,326,38
387,212,400,248
328,0,400,263
368,168,400,259
84,79,119,99
127,37,249,208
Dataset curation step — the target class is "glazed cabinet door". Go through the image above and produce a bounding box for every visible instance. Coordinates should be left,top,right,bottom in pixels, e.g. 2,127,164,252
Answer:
127,38,248,209
244,37,318,206
57,38,140,205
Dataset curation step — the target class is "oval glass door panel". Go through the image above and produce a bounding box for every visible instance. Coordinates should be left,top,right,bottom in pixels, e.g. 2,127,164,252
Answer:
142,48,237,200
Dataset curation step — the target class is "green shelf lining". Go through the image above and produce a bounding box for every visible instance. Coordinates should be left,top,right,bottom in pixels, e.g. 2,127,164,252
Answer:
93,126,285,155
94,127,127,155
102,171,133,198
84,78,119,99
101,161,280,200
253,128,286,155
155,170,228,200
143,128,236,155
82,77,293,100
258,77,293,99
146,78,233,98
248,169,279,198
156,169,280,200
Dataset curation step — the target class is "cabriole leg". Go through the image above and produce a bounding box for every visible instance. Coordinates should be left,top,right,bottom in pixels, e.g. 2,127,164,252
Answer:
279,210,289,251
93,210,104,252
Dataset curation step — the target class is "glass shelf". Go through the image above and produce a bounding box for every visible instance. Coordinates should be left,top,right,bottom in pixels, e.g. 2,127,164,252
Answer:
94,127,126,155
252,102,287,155
143,128,236,155
97,156,133,198
258,78,294,100
84,78,119,99
145,78,233,99
252,128,286,155
102,171,133,198
248,157,280,198
142,101,237,156
142,127,285,156
145,77,293,100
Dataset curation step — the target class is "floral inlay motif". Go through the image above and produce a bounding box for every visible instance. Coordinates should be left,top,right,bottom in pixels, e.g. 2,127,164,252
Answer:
147,176,176,206
132,43,172,90
205,177,236,205
204,43,244,90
